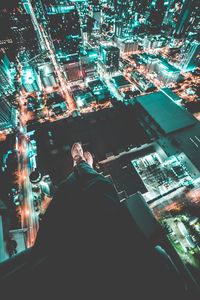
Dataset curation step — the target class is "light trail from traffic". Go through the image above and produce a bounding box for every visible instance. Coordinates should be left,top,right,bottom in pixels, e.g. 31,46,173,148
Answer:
23,0,76,111
39,25,76,111
15,124,39,247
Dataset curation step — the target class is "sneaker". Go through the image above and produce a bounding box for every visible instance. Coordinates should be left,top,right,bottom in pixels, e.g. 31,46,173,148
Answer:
83,151,93,168
71,142,84,166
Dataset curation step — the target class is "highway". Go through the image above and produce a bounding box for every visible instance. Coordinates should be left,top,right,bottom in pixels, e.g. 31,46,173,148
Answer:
23,0,76,111
15,102,39,247
15,0,78,247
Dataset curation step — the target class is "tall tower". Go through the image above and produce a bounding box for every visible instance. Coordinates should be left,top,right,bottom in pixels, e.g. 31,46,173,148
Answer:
0,97,16,131
0,51,15,97
163,0,176,26
99,44,120,73
113,0,149,37
180,40,200,71
175,0,198,36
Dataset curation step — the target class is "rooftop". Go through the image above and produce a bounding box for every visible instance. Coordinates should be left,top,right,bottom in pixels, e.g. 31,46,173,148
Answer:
136,91,196,134
168,122,200,172
158,57,180,73
87,79,106,90
112,75,131,88
103,45,119,52
161,88,181,102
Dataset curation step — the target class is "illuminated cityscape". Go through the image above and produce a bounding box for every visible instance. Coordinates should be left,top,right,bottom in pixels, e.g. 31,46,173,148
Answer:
0,0,200,296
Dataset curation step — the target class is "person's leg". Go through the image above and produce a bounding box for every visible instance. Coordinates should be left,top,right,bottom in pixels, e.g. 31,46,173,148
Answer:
58,145,95,189
70,142,112,187
70,142,120,206
74,160,100,179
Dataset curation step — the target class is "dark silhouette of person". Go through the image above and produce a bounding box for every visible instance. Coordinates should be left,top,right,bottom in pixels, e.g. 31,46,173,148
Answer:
25,142,188,299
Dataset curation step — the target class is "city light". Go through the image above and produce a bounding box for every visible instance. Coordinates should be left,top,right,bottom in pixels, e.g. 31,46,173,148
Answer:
0,1,200,288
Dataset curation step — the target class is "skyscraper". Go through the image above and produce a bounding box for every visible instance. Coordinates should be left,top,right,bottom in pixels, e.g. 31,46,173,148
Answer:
175,0,199,36
162,0,176,27
113,0,135,38
115,36,139,54
0,51,15,97
0,97,16,131
99,44,120,73
21,66,41,92
38,63,58,88
114,20,123,38
180,40,200,71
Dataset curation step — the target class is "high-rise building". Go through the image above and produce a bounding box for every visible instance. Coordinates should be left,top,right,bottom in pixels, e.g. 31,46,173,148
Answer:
179,40,200,71
157,59,180,85
162,0,176,27
88,2,101,23
145,55,160,73
175,0,199,36
0,51,15,97
98,44,120,75
142,35,166,51
80,49,98,80
38,63,58,88
113,0,140,38
100,44,120,71
114,20,123,38
21,66,41,92
0,97,16,131
116,38,138,54
141,53,180,85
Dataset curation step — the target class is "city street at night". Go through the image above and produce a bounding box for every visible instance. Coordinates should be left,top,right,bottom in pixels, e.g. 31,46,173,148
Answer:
0,0,200,298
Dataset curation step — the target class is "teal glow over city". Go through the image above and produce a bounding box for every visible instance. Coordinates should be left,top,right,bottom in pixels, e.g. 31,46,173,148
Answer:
0,0,200,297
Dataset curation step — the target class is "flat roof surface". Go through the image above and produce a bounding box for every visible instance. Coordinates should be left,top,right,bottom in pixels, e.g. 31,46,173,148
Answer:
136,92,196,134
104,45,119,51
88,79,105,89
169,122,200,171
161,88,181,102
112,75,131,88
159,57,179,73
